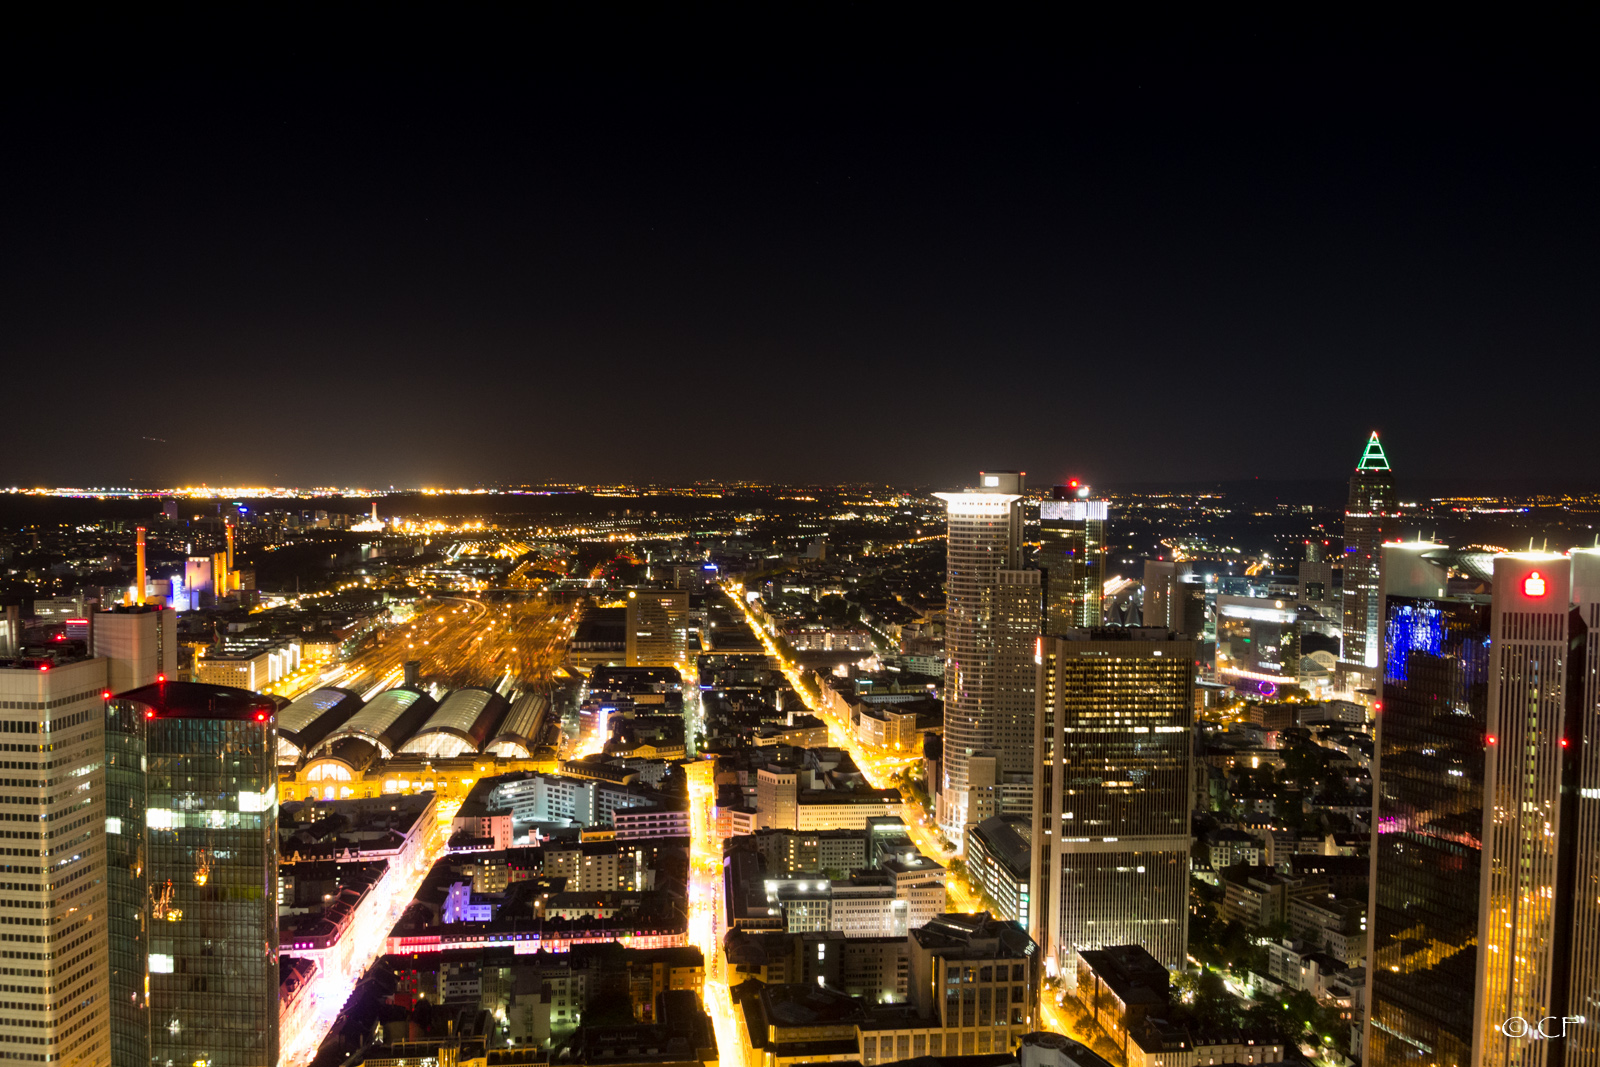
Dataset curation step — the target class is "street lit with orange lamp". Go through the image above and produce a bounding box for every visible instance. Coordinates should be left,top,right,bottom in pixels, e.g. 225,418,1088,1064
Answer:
683,758,744,1061
720,580,995,914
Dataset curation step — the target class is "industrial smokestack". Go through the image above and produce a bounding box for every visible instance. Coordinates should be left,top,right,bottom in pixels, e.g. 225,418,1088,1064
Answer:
370,501,379,523
225,522,235,574
135,526,147,606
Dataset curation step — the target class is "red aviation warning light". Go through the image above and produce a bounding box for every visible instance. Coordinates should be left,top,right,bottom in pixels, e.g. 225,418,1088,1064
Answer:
1525,572,1548,597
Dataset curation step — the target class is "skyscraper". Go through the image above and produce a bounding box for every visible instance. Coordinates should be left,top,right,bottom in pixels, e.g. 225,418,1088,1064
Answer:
1468,551,1600,1067
1299,539,1338,620
107,681,280,1067
1365,543,1490,1067
1143,559,1175,631
990,569,1042,776
1037,484,1108,633
1028,629,1194,982
934,472,1034,837
1344,432,1399,672
0,647,114,1065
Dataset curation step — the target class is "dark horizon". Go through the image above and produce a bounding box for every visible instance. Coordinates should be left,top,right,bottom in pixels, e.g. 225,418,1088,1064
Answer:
3,15,1595,488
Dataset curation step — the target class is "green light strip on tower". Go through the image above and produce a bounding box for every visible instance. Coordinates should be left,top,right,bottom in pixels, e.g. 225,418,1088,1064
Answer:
1357,431,1390,471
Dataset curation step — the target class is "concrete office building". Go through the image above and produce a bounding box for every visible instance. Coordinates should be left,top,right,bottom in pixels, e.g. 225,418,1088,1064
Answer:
195,635,302,692
908,913,1039,1056
933,472,1035,837
106,681,280,1067
1142,560,1207,641
1299,539,1338,621
965,816,1032,928
1030,630,1194,983
757,765,801,830
1143,560,1175,632
989,570,1042,774
0,649,115,1065
0,605,175,1065
93,604,177,694
626,589,689,668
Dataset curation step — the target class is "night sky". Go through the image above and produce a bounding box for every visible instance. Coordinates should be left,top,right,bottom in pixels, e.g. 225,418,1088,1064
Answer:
3,16,1595,489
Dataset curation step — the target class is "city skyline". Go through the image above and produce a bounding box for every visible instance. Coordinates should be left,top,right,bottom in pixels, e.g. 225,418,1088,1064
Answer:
9,443,1600,1066
5,12,1600,1066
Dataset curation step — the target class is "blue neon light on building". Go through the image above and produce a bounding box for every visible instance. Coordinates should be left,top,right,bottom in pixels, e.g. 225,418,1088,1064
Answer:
1385,602,1445,683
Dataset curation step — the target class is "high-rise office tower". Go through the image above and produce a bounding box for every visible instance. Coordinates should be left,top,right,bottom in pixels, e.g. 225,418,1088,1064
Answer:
990,569,1041,775
0,648,113,1065
1037,484,1107,633
1299,539,1338,618
961,568,1044,827
107,681,280,1067
1344,432,1399,671
1143,560,1206,638
934,472,1031,836
1144,560,1175,630
1028,629,1194,982
1467,551,1600,1067
1365,542,1489,1067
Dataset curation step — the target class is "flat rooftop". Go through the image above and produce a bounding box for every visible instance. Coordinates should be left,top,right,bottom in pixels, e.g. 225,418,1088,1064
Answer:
115,680,277,720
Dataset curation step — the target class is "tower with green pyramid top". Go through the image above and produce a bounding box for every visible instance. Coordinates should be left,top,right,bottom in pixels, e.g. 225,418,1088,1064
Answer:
1357,430,1391,472
1344,431,1398,670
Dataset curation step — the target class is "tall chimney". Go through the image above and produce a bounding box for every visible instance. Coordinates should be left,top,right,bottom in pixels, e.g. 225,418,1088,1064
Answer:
135,526,148,606
226,522,235,574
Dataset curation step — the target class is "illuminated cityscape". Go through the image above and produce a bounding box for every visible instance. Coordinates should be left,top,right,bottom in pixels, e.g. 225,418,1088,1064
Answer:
0,466,1595,1067
2,18,1597,1067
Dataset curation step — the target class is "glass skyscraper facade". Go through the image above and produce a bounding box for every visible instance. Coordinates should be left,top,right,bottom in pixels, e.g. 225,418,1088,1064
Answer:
1029,631,1193,981
107,681,279,1067
1036,490,1107,634
1367,590,1490,1067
